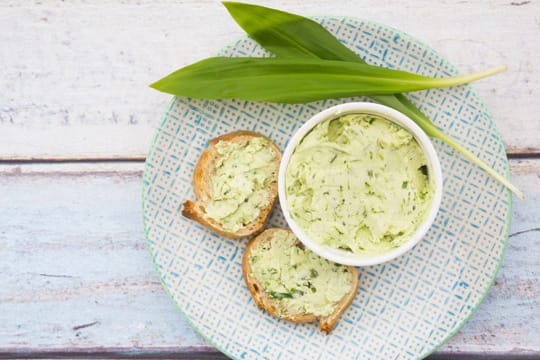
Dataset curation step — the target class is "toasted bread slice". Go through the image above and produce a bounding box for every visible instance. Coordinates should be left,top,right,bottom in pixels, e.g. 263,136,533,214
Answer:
182,131,281,239
243,228,359,334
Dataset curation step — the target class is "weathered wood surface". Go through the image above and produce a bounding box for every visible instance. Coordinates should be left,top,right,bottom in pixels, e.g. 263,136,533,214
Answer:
0,160,538,358
1,0,539,358
1,0,539,160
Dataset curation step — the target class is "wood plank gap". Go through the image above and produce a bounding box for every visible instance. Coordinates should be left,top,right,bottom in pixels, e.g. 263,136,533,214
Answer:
507,151,540,159
0,152,539,164
428,352,540,360
0,349,227,360
0,157,146,164
1,349,539,360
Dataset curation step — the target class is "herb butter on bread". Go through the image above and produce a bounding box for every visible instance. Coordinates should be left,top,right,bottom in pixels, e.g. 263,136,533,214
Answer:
243,228,359,334
182,131,281,239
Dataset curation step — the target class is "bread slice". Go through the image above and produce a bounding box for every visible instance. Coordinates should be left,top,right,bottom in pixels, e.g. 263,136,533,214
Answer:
182,131,281,239
243,228,359,334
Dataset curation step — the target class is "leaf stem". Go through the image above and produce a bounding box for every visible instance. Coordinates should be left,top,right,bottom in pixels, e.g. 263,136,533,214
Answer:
433,65,507,87
383,95,524,199
437,134,525,200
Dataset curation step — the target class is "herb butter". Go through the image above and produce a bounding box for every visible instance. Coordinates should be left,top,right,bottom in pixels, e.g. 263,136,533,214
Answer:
249,229,353,317
285,113,433,255
204,137,277,232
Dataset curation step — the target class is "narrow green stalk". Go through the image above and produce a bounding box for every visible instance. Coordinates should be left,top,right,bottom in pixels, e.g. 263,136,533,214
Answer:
439,134,524,199
430,65,507,86
380,94,525,200
383,95,524,199
223,1,523,199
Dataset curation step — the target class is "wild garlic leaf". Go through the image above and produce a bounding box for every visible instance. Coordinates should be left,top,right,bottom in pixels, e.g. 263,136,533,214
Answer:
151,57,503,103
222,2,523,199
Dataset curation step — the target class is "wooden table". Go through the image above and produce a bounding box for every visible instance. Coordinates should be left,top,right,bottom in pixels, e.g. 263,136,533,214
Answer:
1,1,539,359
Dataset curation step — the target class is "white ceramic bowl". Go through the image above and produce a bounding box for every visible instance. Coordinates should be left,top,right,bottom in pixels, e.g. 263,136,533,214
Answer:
278,102,443,266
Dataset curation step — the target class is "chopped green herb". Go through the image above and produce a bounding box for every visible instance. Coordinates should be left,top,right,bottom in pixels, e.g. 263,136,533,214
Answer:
269,291,293,299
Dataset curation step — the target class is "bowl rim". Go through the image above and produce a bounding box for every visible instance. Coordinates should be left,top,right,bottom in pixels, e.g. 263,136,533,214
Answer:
278,102,443,266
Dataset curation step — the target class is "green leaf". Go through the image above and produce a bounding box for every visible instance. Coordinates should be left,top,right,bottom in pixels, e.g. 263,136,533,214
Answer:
223,1,360,62
151,57,504,103
223,2,524,199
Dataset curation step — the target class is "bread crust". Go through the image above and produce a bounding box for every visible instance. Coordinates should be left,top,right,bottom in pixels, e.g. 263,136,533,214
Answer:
182,131,281,239
242,228,359,334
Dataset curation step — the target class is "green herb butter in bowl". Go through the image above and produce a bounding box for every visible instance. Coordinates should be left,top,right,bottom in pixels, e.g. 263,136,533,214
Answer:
278,102,443,266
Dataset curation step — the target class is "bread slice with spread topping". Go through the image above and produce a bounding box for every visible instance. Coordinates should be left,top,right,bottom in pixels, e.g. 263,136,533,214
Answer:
182,131,281,239
243,228,359,334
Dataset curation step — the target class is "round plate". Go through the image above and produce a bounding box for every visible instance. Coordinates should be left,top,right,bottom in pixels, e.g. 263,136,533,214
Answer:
142,17,511,360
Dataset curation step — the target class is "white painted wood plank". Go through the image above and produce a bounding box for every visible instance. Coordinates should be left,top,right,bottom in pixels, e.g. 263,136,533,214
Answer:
0,1,539,160
0,159,538,355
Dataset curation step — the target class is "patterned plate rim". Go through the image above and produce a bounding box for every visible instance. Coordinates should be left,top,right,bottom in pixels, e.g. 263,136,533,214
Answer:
142,16,513,360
